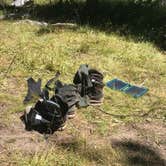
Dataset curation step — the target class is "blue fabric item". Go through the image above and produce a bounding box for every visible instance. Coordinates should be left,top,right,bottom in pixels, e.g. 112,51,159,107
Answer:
106,79,148,98
106,79,129,91
124,85,148,98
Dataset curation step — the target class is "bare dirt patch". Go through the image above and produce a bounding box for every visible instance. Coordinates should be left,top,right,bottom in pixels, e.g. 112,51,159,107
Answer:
110,121,166,166
0,113,47,155
0,112,93,155
0,111,166,166
0,102,8,113
0,76,25,96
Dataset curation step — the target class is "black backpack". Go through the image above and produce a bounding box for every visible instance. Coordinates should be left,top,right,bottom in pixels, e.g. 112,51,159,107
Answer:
21,77,80,134
21,97,68,134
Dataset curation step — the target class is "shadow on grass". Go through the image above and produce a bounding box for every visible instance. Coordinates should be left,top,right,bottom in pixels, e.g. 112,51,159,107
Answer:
1,0,166,50
58,137,116,165
112,140,166,166
57,137,166,165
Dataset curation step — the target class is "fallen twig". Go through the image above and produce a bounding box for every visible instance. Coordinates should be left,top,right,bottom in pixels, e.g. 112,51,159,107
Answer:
3,54,17,78
95,107,144,118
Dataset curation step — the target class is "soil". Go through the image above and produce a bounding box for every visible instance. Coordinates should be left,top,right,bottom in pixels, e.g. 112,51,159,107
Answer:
0,111,166,166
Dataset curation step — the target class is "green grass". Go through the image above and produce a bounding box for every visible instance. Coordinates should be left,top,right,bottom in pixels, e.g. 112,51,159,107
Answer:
3,137,118,166
0,3,166,165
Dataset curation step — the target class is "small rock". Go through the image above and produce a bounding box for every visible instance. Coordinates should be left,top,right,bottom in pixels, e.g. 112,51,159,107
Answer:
146,118,152,122
0,15,5,20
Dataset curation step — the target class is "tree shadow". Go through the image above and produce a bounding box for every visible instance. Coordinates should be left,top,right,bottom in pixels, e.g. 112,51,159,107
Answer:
112,140,166,166
56,137,166,166
57,137,116,165
1,0,166,50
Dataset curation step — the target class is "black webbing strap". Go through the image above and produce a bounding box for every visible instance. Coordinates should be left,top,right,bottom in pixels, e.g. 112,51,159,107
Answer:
38,71,61,100
45,71,60,91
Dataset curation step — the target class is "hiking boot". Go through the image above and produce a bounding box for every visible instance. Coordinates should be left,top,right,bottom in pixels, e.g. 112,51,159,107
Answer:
57,122,67,131
73,65,104,107
89,98,104,106
88,85,104,106
25,105,32,113
67,105,76,119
